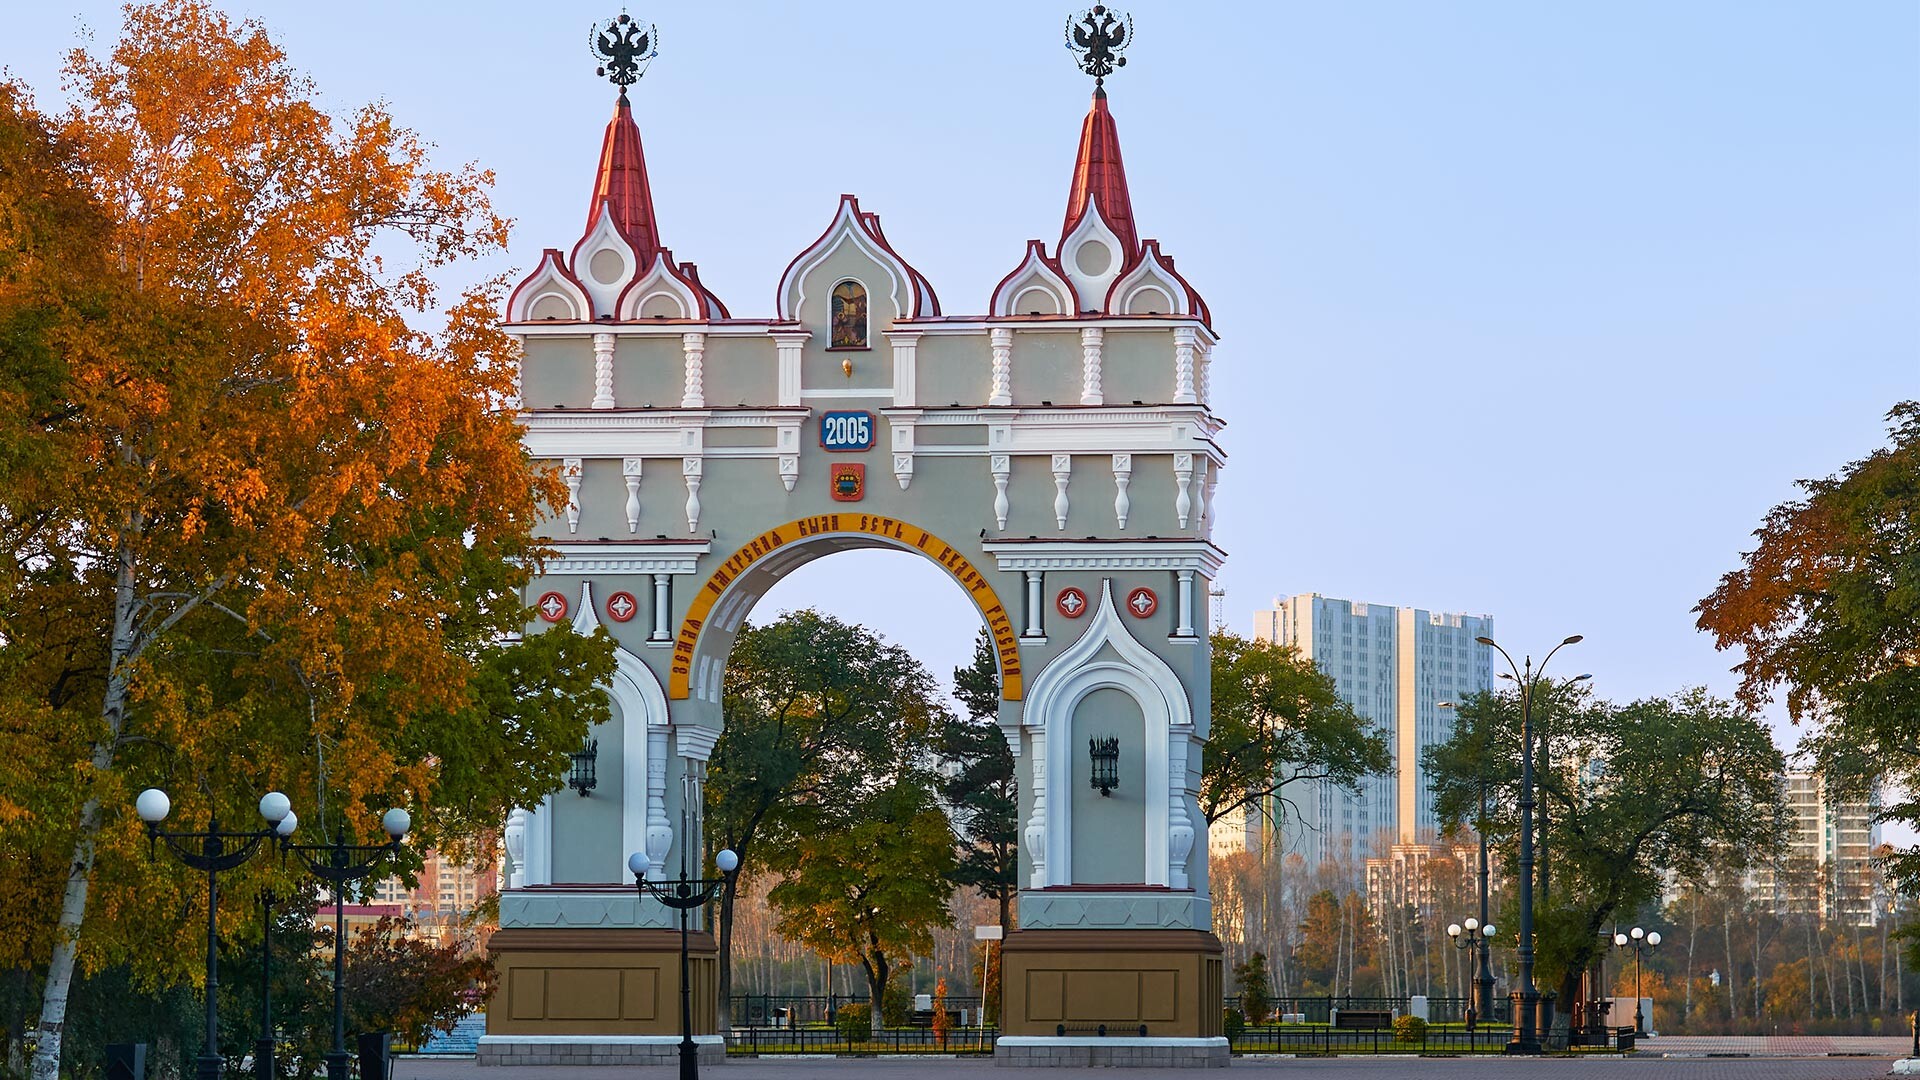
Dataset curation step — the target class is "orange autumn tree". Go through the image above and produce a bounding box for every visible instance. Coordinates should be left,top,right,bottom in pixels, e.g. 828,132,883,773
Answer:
1,6,615,1077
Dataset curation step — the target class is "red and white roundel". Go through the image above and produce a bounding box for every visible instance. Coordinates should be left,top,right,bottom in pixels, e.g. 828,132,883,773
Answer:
606,591,639,623
1125,587,1158,619
1056,587,1089,619
536,591,569,622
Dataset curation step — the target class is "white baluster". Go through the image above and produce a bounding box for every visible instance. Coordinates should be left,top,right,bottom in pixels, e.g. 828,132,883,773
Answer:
645,729,672,879
1167,733,1195,890
504,809,528,889
563,458,583,534
1112,453,1132,529
1052,454,1071,529
991,454,1011,530
1174,453,1193,528
649,574,672,642
682,457,702,533
622,458,643,533
1024,571,1044,638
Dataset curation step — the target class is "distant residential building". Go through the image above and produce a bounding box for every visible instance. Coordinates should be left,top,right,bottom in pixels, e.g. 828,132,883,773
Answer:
1752,772,1882,926
366,848,501,945
1363,841,1480,920
1249,594,1494,867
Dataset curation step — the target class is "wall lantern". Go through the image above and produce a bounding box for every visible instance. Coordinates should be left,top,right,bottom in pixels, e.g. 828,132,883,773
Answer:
568,738,598,796
1089,736,1121,797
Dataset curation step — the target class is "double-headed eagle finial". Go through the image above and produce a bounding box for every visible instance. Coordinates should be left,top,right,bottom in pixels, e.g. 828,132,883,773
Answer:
590,12,659,100
1066,5,1132,90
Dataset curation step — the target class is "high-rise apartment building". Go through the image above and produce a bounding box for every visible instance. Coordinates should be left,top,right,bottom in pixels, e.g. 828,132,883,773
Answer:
1245,594,1494,867
1752,772,1882,926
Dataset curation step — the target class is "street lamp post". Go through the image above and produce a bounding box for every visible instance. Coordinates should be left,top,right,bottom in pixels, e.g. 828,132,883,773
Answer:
1475,633,1588,1055
1445,919,1499,1028
282,808,411,1080
628,848,741,1080
254,880,292,1080
1613,927,1661,1035
1438,700,1496,1023
135,789,296,1080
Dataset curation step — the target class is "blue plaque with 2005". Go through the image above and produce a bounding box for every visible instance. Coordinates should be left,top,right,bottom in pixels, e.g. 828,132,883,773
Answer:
819,410,875,451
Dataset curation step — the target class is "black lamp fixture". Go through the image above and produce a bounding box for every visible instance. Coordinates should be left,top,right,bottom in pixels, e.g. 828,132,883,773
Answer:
1089,736,1120,797
568,738,599,796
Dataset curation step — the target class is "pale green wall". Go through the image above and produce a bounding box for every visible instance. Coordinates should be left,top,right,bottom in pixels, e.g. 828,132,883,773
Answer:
551,695,626,883
612,338,681,407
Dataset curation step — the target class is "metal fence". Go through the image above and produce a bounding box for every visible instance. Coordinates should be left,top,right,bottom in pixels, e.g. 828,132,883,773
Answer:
725,1025,999,1055
1227,1024,1514,1055
1225,995,1507,1025
730,993,990,1029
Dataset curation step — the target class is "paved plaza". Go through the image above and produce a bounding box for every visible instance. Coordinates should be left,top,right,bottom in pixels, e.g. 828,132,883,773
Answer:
397,1053,1906,1080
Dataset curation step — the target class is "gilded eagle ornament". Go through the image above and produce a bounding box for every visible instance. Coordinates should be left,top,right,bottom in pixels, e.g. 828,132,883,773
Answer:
590,12,659,98
1066,5,1132,87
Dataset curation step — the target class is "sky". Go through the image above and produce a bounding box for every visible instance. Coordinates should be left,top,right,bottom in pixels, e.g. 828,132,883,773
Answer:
10,2,1918,760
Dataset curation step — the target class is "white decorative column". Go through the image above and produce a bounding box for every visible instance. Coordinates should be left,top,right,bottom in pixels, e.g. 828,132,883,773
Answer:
1193,458,1208,530
563,457,583,533
682,456,702,532
1166,729,1196,890
988,327,1013,406
504,808,528,888
990,454,1011,529
1023,570,1044,638
1079,326,1104,406
1172,326,1198,405
1024,729,1049,888
649,573,672,642
1051,453,1072,529
592,332,617,409
773,331,807,406
1174,452,1194,528
680,332,706,408
644,728,672,880
1204,462,1220,539
1176,569,1197,637
1196,337,1213,405
888,330,921,407
622,458,643,533
1112,453,1132,529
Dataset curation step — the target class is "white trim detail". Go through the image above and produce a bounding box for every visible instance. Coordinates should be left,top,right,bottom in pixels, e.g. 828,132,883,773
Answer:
540,542,710,576
569,204,639,319
779,198,914,322
1022,581,1191,888
990,244,1077,317
617,252,701,321
506,250,592,324
982,540,1226,577
1060,198,1127,311
1108,248,1194,318
888,330,921,407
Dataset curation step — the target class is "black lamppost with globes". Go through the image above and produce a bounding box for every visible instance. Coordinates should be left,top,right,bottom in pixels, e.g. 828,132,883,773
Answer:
627,847,740,1080
135,788,297,1080
1475,633,1589,1054
282,807,411,1080
1445,918,1498,1028
1614,926,1661,1035
1437,699,1497,1024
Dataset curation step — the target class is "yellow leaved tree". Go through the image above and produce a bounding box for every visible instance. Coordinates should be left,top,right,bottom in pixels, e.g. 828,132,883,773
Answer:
0,6,614,1076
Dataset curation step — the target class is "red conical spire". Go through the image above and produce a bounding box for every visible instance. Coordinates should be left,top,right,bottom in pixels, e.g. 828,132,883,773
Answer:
1061,86,1137,259
587,96,662,261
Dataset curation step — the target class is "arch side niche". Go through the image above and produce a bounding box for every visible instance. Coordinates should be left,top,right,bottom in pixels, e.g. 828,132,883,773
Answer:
507,250,592,323
1059,200,1128,312
1023,580,1191,889
617,252,702,321
570,204,641,318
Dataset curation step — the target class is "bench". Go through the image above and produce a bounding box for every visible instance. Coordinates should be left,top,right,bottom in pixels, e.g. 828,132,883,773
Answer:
1331,1010,1393,1030
1055,1024,1149,1037
1614,1026,1636,1052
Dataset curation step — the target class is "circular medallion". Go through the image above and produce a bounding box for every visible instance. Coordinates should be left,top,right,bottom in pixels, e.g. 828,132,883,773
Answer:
536,591,569,622
1056,587,1089,619
606,591,639,623
1125,587,1158,619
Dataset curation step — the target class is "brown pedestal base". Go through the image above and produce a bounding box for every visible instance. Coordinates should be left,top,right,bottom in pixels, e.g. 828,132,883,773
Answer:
484,928,716,1037
998,928,1224,1039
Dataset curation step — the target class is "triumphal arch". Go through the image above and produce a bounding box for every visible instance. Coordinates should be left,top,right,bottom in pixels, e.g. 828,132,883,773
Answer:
484,9,1228,1068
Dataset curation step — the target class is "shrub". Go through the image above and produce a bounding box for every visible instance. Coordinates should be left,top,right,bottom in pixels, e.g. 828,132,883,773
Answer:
1223,1008,1247,1040
882,982,913,1027
1232,952,1273,1024
835,1004,872,1042
1392,1014,1428,1044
